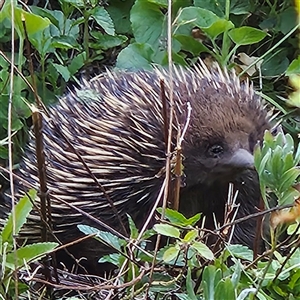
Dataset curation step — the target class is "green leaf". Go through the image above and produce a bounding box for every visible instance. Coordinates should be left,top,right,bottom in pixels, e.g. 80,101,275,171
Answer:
90,33,127,50
127,214,139,239
1,189,36,246
202,19,234,40
116,43,154,70
153,224,180,238
106,0,134,34
162,245,180,262
270,145,283,181
191,241,214,260
176,7,219,29
186,267,197,300
279,188,300,206
0,3,51,38
183,229,198,242
158,208,201,226
77,225,126,251
174,35,209,56
279,168,300,194
52,63,71,82
98,253,125,266
228,26,267,46
262,51,290,77
227,244,253,261
5,242,57,269
68,52,86,76
90,7,115,36
202,265,220,299
130,0,165,50
215,278,235,300
286,56,300,76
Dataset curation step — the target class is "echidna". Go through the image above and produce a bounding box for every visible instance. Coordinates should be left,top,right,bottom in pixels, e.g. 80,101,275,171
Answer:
1,62,269,271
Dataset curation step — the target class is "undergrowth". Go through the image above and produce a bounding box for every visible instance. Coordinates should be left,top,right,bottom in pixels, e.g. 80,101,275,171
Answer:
0,0,299,299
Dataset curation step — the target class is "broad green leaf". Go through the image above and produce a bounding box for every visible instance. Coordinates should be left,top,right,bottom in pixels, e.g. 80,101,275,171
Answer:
90,33,127,50
176,7,219,29
262,52,290,77
162,246,180,262
2,189,36,245
173,35,209,56
270,146,283,181
202,19,234,40
106,0,134,34
6,242,57,269
228,26,267,46
68,52,86,76
130,0,165,50
153,224,180,238
90,7,115,36
116,43,154,70
52,64,70,82
191,241,214,260
1,3,50,38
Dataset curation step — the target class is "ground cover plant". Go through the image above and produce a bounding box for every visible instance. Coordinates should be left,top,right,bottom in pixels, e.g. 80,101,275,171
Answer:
0,0,299,299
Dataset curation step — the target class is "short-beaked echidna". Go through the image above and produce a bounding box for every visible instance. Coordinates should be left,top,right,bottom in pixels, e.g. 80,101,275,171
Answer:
1,62,269,270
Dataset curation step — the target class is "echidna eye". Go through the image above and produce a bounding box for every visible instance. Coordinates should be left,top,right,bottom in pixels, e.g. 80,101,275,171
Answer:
208,145,224,157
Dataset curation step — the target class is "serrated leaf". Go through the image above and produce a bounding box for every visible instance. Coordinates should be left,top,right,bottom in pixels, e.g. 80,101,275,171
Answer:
153,224,180,238
228,26,267,46
191,241,214,260
2,189,36,246
6,242,57,269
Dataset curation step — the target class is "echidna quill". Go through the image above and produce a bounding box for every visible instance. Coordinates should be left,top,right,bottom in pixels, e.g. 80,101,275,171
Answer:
1,62,269,272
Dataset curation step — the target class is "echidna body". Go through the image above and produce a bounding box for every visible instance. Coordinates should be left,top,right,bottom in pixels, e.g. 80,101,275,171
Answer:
2,63,269,269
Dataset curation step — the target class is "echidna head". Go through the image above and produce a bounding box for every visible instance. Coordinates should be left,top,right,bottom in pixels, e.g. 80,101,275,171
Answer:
181,69,269,187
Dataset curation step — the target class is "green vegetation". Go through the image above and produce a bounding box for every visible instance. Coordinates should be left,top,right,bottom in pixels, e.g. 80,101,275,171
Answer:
0,0,299,299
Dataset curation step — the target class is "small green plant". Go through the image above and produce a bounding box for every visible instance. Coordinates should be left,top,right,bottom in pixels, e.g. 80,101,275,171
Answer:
0,189,58,299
